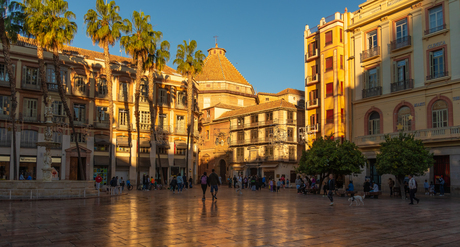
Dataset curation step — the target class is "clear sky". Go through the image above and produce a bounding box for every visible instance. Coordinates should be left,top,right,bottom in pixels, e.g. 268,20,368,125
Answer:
68,0,364,94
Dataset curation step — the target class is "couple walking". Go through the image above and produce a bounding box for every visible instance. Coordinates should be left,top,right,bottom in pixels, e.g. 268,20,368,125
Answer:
200,169,221,201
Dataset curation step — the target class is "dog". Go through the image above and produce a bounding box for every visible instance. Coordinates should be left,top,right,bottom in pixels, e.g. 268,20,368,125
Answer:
348,194,365,206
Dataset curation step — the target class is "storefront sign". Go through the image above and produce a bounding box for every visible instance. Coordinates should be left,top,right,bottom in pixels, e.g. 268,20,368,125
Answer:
414,102,425,107
0,156,10,162
453,96,460,101
428,41,446,49
52,157,62,163
20,157,37,163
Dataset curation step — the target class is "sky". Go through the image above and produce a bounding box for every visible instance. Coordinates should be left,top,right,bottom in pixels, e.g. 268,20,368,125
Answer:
68,0,364,94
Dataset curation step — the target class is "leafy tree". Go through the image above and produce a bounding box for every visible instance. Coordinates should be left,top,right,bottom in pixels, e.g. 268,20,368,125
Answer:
376,133,434,199
39,0,85,180
173,40,205,172
84,0,129,179
297,136,366,191
0,0,23,179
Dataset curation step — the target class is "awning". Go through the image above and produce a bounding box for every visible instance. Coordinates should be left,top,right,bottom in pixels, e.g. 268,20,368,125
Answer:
156,158,169,167
139,138,150,148
259,164,278,168
175,142,187,149
94,134,110,145
117,137,130,146
116,156,131,167
232,164,245,168
94,156,110,166
139,157,151,167
173,159,186,167
157,143,170,149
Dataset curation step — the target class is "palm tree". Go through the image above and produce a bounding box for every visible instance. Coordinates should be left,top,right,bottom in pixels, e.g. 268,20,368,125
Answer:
173,40,205,175
84,0,129,180
39,0,85,180
0,0,23,180
120,10,156,186
144,39,169,182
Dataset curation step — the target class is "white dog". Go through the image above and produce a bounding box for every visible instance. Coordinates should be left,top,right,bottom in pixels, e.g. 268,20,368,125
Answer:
348,194,365,206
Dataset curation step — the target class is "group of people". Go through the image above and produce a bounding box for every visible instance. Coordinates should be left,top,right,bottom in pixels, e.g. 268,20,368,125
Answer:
200,169,220,200
229,175,291,192
169,174,193,193
295,176,317,195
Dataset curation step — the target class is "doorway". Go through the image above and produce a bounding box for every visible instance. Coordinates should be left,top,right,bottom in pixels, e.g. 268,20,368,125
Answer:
219,160,226,182
250,168,258,176
434,155,450,193
368,159,381,189
70,157,86,180
264,171,274,180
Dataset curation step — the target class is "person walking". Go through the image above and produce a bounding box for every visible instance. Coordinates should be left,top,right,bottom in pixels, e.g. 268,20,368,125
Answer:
233,175,237,188
327,174,335,206
120,177,125,192
424,179,429,195
208,169,221,201
438,177,445,196
388,178,395,197
95,174,102,191
177,174,184,193
200,172,208,201
170,176,178,194
408,174,419,205
228,177,232,188
189,177,193,189
236,175,243,195
183,174,188,189
295,176,302,191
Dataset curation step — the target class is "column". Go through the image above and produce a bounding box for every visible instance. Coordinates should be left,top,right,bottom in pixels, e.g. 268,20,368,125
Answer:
411,8,424,88
449,0,460,80
380,22,391,95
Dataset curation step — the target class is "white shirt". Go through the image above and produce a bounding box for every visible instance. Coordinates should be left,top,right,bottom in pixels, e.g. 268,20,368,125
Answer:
409,178,417,189
373,183,379,192
238,176,242,183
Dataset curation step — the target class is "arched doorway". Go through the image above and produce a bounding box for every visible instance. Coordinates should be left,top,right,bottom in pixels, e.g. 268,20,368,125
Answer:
219,159,226,182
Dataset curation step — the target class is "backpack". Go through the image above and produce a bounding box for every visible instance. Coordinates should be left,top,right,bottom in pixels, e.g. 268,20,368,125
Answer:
201,176,207,185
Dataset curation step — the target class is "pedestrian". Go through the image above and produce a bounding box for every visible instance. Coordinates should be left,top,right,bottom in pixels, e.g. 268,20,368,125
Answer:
189,177,193,188
286,179,290,188
183,174,188,189
408,174,419,205
322,180,328,197
363,179,371,193
276,179,282,192
177,174,184,193
243,176,248,189
120,177,125,191
218,176,222,185
280,175,285,189
233,175,237,188
424,179,429,195
269,179,274,192
170,175,178,194
150,176,154,190
327,174,335,206
19,173,25,180
115,176,119,193
429,181,435,196
262,176,266,188
311,176,316,188
200,172,208,200
228,176,232,188
236,175,243,195
404,181,409,199
438,177,445,196
208,169,220,201
95,174,102,190
295,176,302,191
388,178,395,196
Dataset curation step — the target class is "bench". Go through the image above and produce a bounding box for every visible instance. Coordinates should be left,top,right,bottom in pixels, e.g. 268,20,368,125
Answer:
336,190,358,197
365,191,382,199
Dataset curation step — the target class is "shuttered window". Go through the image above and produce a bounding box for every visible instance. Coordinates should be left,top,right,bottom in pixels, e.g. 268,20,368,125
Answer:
325,31,333,45
325,57,333,71
326,83,333,97
23,98,38,121
326,110,334,124
310,114,318,125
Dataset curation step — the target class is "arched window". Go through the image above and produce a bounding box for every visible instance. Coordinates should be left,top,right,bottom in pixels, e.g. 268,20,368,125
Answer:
368,111,380,135
397,106,412,131
432,100,448,128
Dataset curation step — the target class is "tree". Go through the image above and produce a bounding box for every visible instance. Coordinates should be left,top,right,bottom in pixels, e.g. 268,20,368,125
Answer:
173,40,205,175
120,11,157,186
1,0,23,180
144,39,169,181
296,136,366,191
39,0,85,180
84,0,129,179
376,133,434,199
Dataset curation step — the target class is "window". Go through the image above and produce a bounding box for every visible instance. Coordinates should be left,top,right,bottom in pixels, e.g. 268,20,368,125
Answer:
251,130,258,140
176,148,186,155
325,57,333,71
237,117,244,127
97,78,107,97
74,76,86,94
395,18,408,42
52,101,64,116
73,104,86,123
119,82,129,100
287,111,294,121
326,83,333,97
237,131,244,141
287,128,294,141
237,148,244,158
367,30,378,49
340,55,343,69
97,107,109,123
309,90,318,105
340,29,343,43
266,112,273,122
22,66,39,86
311,65,318,75
159,89,167,104
206,130,210,140
325,31,333,45
428,5,444,34
265,128,273,139
176,115,185,132
158,148,167,154
341,108,344,123
397,106,412,131
251,114,258,123
365,67,379,89
326,109,334,124
52,132,62,147
46,68,67,85
429,49,446,79
308,41,317,56
119,109,129,127
140,79,148,102
394,59,409,83
265,146,273,156
140,111,151,125
0,128,11,145
23,98,38,121
310,114,318,126
340,81,344,95
177,92,186,107
70,133,86,143
238,99,244,107
265,98,269,102
0,95,10,119
432,100,448,128
0,64,14,82
21,130,37,148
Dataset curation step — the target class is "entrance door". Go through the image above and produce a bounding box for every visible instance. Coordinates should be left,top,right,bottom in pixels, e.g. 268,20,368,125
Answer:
368,159,381,189
219,160,226,182
290,170,297,183
264,171,274,180
434,155,450,193
70,157,86,180
250,168,257,176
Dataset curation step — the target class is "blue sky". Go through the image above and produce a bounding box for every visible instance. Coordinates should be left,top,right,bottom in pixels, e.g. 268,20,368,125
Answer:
69,0,364,94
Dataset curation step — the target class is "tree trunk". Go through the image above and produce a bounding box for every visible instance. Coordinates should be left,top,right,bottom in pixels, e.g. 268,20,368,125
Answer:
53,48,85,180
186,73,193,176
135,56,142,186
103,42,114,180
397,175,405,200
0,17,18,180
148,68,162,178
37,45,48,105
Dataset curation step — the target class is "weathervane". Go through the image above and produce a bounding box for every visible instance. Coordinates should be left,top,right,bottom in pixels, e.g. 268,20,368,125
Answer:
213,35,218,46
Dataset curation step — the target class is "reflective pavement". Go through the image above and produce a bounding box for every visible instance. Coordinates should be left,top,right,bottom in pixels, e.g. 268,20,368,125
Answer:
1,186,460,246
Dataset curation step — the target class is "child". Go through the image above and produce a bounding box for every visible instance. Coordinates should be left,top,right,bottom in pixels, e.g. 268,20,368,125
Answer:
286,179,290,188
429,181,435,196
269,179,274,192
424,179,429,195
276,179,282,192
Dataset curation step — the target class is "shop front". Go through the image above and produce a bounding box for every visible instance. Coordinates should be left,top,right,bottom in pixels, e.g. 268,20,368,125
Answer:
172,158,186,177
94,156,109,185
0,156,10,180
157,158,169,184
115,156,130,183
19,156,37,180
260,164,278,180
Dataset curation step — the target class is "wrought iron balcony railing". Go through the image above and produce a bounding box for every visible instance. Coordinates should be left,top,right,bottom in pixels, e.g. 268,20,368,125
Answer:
391,79,413,92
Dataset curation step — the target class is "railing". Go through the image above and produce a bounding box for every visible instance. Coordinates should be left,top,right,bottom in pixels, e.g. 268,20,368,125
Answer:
23,116,38,122
230,119,296,130
0,80,9,87
362,86,382,98
117,123,133,130
94,120,109,129
118,94,133,103
354,125,460,146
230,138,271,146
155,125,172,134
361,46,380,61
53,115,67,124
176,103,186,110
21,141,37,148
235,157,244,163
96,92,108,99
0,188,101,200
22,82,40,90
139,96,149,103
0,114,10,120
289,155,296,161
73,88,88,97
309,26,318,33
391,79,413,92
74,119,88,127
426,71,448,81
286,119,295,125
174,128,187,135
287,137,294,142
390,36,411,51
47,83,58,92
0,140,11,147
306,49,318,61
306,74,319,86
307,123,319,132
157,101,170,107
139,123,151,132
425,24,446,35
230,124,245,130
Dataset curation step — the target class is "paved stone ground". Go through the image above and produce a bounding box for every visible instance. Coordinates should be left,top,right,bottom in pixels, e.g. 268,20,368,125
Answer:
1,186,459,247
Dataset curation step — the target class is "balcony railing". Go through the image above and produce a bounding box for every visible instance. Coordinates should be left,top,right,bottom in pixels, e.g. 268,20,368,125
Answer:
426,71,449,81
22,82,40,90
22,116,38,122
53,115,67,124
390,36,411,51
425,24,446,35
0,80,9,87
139,96,149,103
47,83,58,92
230,124,245,130
118,94,133,103
289,155,296,161
117,123,133,130
176,103,186,109
361,46,380,61
21,140,37,148
174,128,187,135
139,123,151,132
391,79,413,92
155,125,172,134
235,157,244,163
96,92,108,99
286,119,295,125
362,86,382,98
0,139,11,147
73,88,88,97
287,137,294,142
307,123,319,133
354,125,460,147
74,119,88,127
94,120,109,129
305,74,319,86
305,49,318,62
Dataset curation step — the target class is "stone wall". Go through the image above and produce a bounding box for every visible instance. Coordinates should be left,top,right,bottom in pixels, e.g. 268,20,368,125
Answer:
0,181,97,199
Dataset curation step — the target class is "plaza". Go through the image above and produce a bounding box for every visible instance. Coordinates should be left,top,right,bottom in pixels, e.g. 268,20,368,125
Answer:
1,187,459,246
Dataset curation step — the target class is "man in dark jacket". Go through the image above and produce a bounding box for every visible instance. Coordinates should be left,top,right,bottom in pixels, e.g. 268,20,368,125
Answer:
207,169,221,201
327,174,335,206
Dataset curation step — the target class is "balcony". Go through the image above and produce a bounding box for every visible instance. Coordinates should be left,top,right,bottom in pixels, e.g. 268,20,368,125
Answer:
230,123,245,130
139,96,149,104
287,136,294,142
22,116,38,123
155,125,171,134
390,36,411,51
47,83,58,92
305,74,319,86
426,71,449,81
0,139,11,147
174,127,187,135
53,115,67,124
235,157,244,163
361,46,380,61
289,155,296,161
286,119,295,125
74,119,88,127
391,79,413,93
139,123,151,132
94,120,109,129
362,86,382,99
96,92,108,99
176,103,186,110
425,24,446,35
22,82,40,91
117,123,133,130
157,101,170,108
307,123,319,133
305,49,318,62
73,88,88,97
118,94,133,103
21,140,37,148
354,125,460,147
0,80,9,87
307,99,319,109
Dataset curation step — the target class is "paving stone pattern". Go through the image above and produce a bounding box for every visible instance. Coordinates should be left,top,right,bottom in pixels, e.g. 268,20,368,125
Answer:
1,187,460,246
